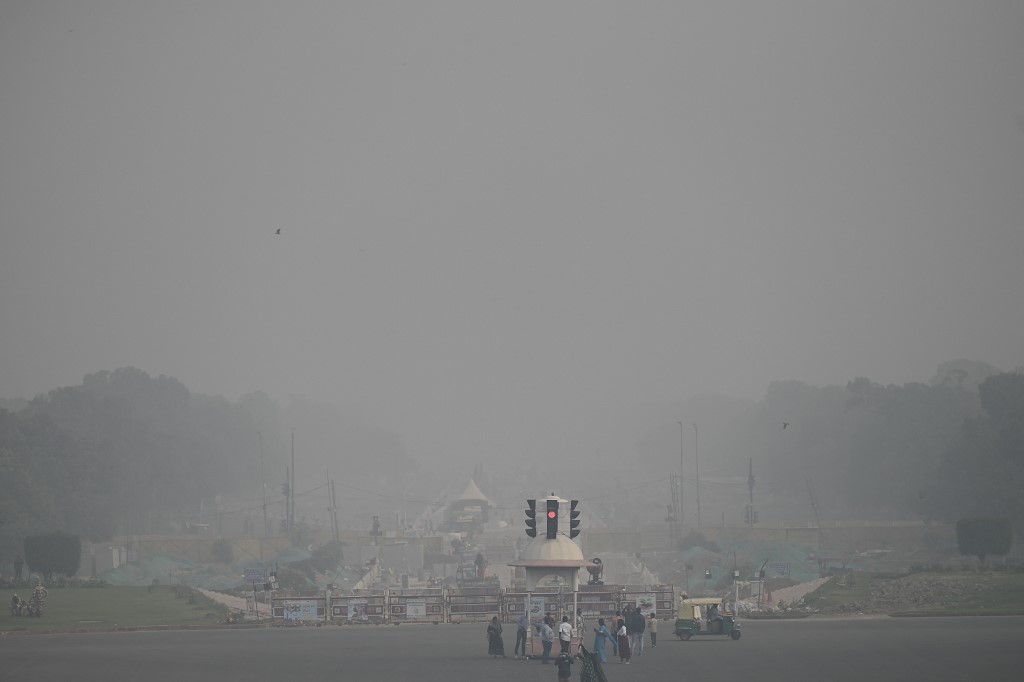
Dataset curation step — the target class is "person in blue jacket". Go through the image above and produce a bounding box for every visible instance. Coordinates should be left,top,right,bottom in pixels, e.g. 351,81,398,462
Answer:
592,617,612,663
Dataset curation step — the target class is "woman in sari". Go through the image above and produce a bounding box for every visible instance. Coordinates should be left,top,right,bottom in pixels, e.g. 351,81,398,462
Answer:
487,616,506,657
592,618,612,663
576,643,610,682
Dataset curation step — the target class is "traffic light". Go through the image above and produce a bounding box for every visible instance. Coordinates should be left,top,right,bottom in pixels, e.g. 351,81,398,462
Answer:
546,499,559,539
525,499,537,538
743,505,751,525
753,509,759,524
569,500,581,539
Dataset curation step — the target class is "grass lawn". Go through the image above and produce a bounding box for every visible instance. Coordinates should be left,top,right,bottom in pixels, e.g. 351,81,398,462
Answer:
801,571,873,610
803,570,1024,615
1,586,231,633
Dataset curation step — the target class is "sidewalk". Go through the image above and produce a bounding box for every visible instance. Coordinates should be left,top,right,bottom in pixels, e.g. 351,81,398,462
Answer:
197,588,249,612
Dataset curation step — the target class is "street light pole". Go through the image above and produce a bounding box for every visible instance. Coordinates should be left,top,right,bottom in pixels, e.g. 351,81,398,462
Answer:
693,423,701,529
257,431,268,539
677,421,685,527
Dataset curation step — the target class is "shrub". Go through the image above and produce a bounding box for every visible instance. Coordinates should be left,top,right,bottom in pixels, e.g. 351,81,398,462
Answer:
23,531,82,580
956,518,1012,563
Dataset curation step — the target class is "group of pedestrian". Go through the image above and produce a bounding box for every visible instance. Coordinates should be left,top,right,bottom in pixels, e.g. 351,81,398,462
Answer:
537,613,572,663
588,606,658,665
501,611,571,664
494,606,656,676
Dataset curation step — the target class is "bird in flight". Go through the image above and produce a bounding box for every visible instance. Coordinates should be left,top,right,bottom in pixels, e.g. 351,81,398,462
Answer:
275,229,281,235
782,422,789,430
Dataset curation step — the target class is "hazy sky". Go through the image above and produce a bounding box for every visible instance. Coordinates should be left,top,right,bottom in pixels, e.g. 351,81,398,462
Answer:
2,1,1022,465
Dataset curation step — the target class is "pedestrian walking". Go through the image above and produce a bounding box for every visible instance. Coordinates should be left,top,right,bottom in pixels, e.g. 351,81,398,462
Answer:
632,607,646,656
592,617,612,663
486,616,506,657
539,620,555,663
611,612,621,656
648,612,658,648
514,611,530,658
576,644,610,682
558,615,573,654
616,618,631,664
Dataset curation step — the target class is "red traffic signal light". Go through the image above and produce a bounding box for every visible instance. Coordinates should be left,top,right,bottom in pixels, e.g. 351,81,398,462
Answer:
546,499,559,539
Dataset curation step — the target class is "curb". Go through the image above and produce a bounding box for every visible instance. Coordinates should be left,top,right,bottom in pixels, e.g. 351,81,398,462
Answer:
1,623,268,636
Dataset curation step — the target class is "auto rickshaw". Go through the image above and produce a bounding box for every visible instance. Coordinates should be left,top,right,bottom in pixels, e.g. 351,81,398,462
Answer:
674,596,741,640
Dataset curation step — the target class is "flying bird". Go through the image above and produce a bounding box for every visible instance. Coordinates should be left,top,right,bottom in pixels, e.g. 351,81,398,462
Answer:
782,422,789,430
275,229,281,235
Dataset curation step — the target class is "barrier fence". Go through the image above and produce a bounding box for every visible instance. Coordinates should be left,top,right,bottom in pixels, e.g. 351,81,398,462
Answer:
388,588,447,624
448,586,502,624
329,592,387,624
269,585,675,626
271,596,328,626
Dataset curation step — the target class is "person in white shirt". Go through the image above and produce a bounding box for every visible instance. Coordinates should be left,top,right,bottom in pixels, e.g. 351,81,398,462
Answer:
616,618,631,664
558,615,573,654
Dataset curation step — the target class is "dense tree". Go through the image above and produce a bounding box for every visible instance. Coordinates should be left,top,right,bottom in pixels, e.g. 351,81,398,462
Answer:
24,531,82,579
921,373,1024,531
2,367,413,541
956,518,1012,563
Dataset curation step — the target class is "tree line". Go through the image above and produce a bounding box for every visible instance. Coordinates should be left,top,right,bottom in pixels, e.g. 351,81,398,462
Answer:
0,367,411,543
635,361,1024,533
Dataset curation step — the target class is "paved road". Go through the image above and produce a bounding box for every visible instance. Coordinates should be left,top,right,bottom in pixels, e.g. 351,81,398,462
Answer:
4,616,1022,681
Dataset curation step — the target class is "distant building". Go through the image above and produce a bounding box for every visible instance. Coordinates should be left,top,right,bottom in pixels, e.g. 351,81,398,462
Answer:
445,479,494,532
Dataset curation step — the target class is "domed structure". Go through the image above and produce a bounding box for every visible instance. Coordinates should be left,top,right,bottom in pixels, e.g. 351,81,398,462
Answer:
511,534,586,566
508,493,592,591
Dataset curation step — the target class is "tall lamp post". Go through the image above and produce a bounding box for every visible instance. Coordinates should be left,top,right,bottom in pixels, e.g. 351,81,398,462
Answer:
677,422,685,527
693,423,701,529
257,431,268,539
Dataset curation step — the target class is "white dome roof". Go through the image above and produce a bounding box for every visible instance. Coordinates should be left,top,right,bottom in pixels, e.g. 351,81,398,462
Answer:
509,535,587,567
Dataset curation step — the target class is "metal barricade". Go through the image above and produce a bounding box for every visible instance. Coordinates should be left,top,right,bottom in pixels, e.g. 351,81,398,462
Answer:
388,588,446,624
619,585,675,619
329,591,388,625
271,595,327,626
447,586,501,624
502,591,529,624
577,584,623,623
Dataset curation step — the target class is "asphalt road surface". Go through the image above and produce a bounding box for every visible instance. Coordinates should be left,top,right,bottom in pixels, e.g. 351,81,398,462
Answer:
4,616,1022,681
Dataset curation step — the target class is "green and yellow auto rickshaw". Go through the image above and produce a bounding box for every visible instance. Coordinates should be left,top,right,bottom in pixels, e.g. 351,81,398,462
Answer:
674,596,741,640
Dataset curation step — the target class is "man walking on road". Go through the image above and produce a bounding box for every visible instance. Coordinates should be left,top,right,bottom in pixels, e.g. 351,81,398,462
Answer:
514,611,530,659
558,615,573,654
539,620,555,664
630,607,646,656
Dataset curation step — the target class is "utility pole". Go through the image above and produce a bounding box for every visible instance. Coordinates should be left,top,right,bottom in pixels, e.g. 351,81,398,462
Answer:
747,458,756,528
327,470,340,545
693,423,701,529
257,431,268,538
677,422,685,527
290,428,295,534
333,479,340,544
806,477,826,549
670,473,681,545
284,465,291,533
